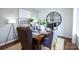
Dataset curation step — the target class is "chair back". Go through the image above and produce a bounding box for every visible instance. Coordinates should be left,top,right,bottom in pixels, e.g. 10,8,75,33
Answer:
17,27,32,50
41,32,53,49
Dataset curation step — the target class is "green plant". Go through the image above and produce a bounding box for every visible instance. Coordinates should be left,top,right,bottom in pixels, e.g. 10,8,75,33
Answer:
39,19,47,25
28,18,34,24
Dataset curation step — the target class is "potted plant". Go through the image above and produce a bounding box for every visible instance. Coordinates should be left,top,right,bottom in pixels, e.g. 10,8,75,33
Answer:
39,19,47,31
28,18,34,24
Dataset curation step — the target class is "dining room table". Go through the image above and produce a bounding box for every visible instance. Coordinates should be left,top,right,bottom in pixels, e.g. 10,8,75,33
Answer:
32,31,51,50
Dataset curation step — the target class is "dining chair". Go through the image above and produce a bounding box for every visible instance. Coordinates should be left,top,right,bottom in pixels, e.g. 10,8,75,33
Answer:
41,32,53,50
17,27,35,50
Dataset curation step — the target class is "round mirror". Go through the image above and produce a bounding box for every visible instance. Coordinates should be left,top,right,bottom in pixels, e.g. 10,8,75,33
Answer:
46,12,62,30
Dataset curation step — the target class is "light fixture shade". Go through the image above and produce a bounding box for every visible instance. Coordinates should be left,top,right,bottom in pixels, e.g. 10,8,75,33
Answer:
8,19,16,24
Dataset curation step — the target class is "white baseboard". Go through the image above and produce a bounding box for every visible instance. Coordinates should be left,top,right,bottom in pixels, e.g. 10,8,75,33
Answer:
0,39,17,46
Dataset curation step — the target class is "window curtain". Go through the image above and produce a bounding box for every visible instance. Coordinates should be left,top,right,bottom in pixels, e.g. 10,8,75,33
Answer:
72,8,79,48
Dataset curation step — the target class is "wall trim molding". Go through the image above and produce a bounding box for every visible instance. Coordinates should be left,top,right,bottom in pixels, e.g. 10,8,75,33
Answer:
0,40,19,50
0,39,16,46
58,36,72,40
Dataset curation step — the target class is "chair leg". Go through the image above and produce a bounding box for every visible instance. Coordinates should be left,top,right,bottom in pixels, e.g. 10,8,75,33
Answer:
41,45,50,50
22,48,24,50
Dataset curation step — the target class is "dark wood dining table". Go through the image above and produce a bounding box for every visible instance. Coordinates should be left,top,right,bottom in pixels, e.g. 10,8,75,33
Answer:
33,31,51,49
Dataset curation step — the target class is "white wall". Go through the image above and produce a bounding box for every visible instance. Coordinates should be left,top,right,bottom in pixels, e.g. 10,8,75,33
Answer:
18,8,39,27
77,9,79,34
19,9,31,18
72,9,77,44
0,8,18,45
19,8,38,19
38,8,73,38
0,8,38,46
19,8,39,25
76,8,79,48
72,8,79,48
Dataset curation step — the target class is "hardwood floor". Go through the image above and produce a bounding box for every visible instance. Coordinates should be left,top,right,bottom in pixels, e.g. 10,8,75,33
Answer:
0,40,19,50
5,43,22,50
2,37,78,50
4,37,65,50
64,38,78,50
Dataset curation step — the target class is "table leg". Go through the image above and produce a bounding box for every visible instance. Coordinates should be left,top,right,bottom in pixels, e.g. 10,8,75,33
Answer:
37,43,41,50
